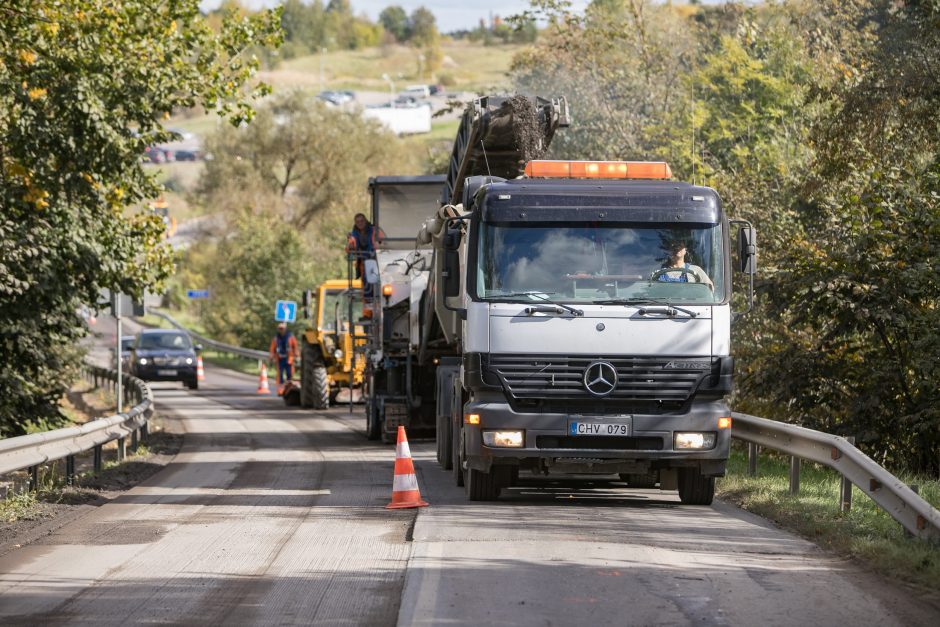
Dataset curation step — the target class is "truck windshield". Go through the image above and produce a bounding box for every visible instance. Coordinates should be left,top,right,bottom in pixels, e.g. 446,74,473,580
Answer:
477,222,725,304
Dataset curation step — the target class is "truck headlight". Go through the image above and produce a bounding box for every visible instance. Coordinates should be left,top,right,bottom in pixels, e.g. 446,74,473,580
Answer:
333,349,343,359
185,357,193,365
482,430,524,448
674,432,716,450
139,358,148,365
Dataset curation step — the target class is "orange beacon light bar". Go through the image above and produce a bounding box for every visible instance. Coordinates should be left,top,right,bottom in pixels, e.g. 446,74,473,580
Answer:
524,160,673,180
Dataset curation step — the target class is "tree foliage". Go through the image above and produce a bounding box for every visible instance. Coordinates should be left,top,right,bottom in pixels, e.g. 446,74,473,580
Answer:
193,211,318,350
0,0,281,436
199,90,399,229
512,0,940,474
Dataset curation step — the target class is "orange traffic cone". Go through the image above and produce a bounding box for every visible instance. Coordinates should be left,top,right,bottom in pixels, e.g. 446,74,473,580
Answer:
196,355,205,381
257,361,271,395
386,426,429,509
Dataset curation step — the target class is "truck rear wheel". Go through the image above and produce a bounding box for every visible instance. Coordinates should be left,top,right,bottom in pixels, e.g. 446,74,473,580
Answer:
464,467,500,501
300,341,318,407
366,397,382,441
677,468,715,505
452,421,464,487
437,412,453,470
300,340,330,409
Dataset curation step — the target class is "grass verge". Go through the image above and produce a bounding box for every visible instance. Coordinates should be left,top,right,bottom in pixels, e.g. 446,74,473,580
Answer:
717,444,940,590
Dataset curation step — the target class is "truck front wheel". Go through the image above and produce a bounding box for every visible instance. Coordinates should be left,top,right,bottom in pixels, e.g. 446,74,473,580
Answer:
464,466,501,501
300,340,330,410
677,468,715,505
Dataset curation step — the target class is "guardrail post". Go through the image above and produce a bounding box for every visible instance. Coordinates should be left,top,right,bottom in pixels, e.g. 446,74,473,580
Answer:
747,442,758,476
66,455,76,485
131,428,139,452
94,445,103,472
141,421,149,441
840,436,855,512
789,456,800,494
117,437,126,461
28,465,38,492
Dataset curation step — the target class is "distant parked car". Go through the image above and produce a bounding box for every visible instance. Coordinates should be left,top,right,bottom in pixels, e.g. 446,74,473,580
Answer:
129,329,201,390
318,90,355,106
400,84,430,99
173,149,200,161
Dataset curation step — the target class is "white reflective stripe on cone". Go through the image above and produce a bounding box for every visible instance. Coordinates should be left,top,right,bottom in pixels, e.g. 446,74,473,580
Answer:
396,441,411,459
393,473,419,493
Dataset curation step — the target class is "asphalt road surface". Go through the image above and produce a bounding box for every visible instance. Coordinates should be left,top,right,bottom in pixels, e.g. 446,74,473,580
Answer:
0,359,937,625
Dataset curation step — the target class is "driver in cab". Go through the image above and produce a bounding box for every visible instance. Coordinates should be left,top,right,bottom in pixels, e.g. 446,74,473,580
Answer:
655,240,714,289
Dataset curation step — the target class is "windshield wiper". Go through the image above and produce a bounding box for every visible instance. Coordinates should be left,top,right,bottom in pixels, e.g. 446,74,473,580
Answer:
592,298,698,318
487,291,584,317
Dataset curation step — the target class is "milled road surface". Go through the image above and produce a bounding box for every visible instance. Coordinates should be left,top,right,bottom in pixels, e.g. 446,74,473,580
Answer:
1,358,937,625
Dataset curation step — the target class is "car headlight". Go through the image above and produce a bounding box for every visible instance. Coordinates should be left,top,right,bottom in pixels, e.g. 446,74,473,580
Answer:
138,357,148,365
185,357,193,365
482,430,524,448
674,432,716,450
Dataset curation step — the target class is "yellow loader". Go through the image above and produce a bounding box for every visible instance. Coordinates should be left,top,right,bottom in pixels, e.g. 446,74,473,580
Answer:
283,279,366,409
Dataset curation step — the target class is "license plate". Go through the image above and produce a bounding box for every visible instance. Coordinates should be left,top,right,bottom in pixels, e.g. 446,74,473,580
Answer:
157,369,177,376
569,421,631,436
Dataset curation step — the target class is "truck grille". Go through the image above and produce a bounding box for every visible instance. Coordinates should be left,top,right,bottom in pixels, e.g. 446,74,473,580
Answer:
484,354,714,404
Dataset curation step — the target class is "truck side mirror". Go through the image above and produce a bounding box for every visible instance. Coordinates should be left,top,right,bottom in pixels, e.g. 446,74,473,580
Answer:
737,226,757,274
364,259,380,284
443,226,461,298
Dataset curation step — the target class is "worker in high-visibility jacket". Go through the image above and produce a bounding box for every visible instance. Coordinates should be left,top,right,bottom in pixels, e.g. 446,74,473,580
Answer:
269,322,300,394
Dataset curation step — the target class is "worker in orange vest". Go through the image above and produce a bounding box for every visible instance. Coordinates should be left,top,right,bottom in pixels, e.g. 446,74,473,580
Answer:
345,213,385,298
269,322,299,394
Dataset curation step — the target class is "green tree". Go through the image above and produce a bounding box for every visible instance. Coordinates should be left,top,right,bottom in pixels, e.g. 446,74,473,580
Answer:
744,0,940,474
512,0,696,161
199,90,399,229
196,211,319,350
0,0,281,436
379,5,410,42
408,6,442,77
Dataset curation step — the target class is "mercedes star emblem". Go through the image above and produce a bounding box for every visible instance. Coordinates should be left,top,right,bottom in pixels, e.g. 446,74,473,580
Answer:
583,361,618,397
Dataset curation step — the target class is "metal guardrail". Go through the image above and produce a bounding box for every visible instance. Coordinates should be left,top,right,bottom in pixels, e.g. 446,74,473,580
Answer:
0,364,153,486
732,412,940,541
149,310,269,361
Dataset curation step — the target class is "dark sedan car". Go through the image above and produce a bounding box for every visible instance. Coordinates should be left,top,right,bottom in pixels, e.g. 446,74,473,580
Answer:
129,329,200,390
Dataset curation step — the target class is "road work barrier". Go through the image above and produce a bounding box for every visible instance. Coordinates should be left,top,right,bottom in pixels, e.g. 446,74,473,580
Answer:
0,364,153,487
731,413,940,541
387,426,428,509
257,362,271,395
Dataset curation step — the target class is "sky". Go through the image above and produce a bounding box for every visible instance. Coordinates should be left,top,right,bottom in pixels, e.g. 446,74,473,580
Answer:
200,1,593,33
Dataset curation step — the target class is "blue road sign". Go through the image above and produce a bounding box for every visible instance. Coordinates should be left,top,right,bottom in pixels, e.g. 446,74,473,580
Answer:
275,300,297,323
187,289,210,299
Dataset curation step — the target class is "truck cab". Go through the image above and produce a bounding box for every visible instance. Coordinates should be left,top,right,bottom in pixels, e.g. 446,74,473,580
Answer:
440,160,756,503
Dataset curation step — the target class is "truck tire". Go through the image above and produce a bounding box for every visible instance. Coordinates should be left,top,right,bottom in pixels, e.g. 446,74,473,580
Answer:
677,468,715,505
437,412,453,470
464,467,500,501
366,397,382,441
300,341,319,408
619,472,658,489
452,421,464,487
